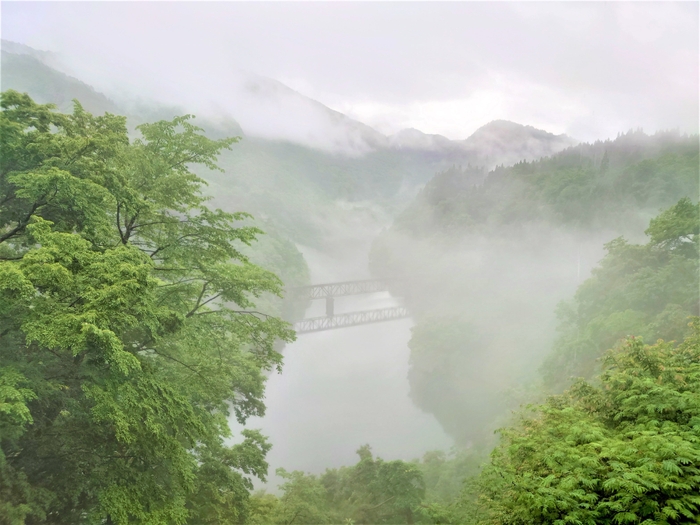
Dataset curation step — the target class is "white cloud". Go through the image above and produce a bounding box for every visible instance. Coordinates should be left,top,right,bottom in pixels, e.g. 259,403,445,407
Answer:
2,2,697,148
337,72,589,140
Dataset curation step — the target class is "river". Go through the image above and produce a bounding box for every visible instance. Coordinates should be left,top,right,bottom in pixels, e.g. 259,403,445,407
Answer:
234,226,453,492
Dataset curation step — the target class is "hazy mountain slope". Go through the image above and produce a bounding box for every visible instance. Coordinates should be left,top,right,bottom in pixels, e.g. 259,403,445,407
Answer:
461,119,577,168
233,74,389,155
1,40,579,249
1,49,120,115
370,130,699,444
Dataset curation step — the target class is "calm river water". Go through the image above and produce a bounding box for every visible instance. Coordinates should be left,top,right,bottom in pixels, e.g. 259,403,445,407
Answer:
233,232,453,492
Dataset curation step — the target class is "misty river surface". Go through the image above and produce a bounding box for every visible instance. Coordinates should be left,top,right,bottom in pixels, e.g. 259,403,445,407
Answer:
234,235,453,491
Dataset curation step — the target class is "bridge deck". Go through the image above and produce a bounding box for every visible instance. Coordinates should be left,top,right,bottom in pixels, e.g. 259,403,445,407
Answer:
294,306,410,334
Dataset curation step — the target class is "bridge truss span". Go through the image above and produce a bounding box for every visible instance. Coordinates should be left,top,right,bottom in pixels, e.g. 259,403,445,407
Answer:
294,306,410,334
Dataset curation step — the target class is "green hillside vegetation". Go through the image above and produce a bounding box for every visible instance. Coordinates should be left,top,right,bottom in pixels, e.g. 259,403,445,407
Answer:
244,445,483,525
0,91,294,524
450,325,700,524
395,129,697,237
544,198,700,389
369,130,699,445
253,204,699,524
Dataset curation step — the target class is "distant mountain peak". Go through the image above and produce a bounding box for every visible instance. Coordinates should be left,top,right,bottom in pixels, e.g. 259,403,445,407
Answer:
227,73,389,154
469,119,571,140
464,120,577,167
384,121,576,168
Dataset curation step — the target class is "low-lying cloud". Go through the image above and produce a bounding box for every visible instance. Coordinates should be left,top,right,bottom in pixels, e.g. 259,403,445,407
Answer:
3,2,697,150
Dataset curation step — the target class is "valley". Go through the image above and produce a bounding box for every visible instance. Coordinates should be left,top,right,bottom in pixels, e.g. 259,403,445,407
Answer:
2,10,698,522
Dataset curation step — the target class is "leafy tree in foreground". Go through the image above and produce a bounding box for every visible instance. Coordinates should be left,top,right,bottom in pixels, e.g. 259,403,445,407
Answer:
462,323,700,524
0,91,294,524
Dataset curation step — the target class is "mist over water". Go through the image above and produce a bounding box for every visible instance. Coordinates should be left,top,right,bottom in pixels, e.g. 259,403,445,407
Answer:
235,223,453,492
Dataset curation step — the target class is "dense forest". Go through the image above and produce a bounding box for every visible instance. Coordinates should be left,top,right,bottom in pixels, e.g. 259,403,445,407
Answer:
370,130,699,445
1,86,699,525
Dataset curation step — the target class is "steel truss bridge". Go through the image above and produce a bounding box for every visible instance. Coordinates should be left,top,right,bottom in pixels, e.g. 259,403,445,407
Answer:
288,279,410,334
294,306,409,334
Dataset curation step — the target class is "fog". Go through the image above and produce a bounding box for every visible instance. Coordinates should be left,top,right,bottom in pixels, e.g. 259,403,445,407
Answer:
2,1,698,512
4,2,697,147
227,75,384,155
236,227,453,492
369,223,614,441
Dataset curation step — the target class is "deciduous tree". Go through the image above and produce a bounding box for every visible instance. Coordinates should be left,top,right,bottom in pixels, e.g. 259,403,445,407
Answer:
0,91,293,524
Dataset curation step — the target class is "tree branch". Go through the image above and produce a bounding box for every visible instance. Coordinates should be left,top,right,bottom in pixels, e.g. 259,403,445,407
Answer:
149,348,209,382
185,286,226,318
0,200,43,244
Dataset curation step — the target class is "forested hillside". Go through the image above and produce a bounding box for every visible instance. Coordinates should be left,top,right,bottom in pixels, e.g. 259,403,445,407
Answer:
370,130,699,445
245,200,699,525
394,129,697,236
447,323,700,524
543,198,700,389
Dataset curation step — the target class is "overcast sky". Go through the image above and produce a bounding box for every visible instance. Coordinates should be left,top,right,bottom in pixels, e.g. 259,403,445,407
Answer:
3,1,698,143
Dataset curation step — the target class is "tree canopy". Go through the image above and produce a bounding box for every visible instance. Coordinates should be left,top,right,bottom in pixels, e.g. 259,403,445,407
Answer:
247,445,427,525
461,324,700,524
0,90,294,524
544,198,699,389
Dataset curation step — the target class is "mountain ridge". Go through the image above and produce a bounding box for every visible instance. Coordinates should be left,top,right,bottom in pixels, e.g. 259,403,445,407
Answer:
1,39,576,166
1,38,586,248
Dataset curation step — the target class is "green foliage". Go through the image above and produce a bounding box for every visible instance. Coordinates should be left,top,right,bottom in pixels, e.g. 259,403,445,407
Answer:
646,197,700,254
274,468,333,525
321,445,425,525
463,325,700,524
235,222,311,322
247,446,430,525
0,91,294,524
247,491,282,525
394,130,698,237
544,199,699,388
371,130,699,447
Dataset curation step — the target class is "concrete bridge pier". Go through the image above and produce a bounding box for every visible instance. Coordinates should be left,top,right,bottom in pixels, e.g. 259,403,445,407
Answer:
325,296,334,317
